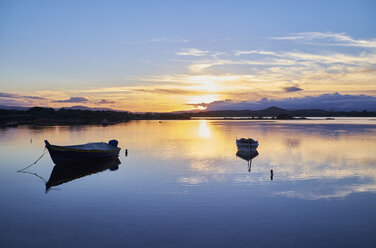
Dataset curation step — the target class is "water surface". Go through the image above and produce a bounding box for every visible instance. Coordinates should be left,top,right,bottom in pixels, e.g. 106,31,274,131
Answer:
1,119,375,247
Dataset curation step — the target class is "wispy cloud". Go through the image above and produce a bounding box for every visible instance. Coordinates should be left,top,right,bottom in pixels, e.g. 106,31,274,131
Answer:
189,49,376,72
97,99,115,104
123,37,189,45
0,92,16,98
273,32,376,48
0,92,46,100
234,50,276,56
139,74,257,87
189,57,297,72
54,97,89,103
133,88,203,95
283,86,303,92
176,48,210,56
182,33,376,74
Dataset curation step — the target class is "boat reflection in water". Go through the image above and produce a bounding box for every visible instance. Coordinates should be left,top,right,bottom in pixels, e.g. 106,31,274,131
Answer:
236,148,259,172
45,158,121,192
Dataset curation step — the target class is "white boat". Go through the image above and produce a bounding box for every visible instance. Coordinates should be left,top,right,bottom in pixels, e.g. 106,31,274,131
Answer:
236,138,259,149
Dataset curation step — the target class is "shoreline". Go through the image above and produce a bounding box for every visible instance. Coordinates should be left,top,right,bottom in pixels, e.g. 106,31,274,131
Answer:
1,107,375,127
2,117,376,128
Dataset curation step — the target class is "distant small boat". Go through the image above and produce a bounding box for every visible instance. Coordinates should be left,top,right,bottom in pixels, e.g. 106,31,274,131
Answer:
236,138,259,149
44,140,121,165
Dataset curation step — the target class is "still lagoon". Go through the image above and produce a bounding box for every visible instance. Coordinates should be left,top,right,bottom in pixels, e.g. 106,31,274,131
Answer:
0,119,376,247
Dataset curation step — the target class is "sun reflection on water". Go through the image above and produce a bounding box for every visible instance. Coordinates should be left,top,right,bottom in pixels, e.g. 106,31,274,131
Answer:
198,120,211,138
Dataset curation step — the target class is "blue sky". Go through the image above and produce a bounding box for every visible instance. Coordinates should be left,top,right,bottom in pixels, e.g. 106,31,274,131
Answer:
0,0,375,111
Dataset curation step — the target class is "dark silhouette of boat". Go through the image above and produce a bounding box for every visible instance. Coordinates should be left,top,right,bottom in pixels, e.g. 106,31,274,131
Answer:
236,149,259,161
44,139,120,164
236,148,259,172
45,158,121,191
236,138,259,149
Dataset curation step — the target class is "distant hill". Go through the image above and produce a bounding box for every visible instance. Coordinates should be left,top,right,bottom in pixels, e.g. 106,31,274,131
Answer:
0,106,131,125
62,105,123,112
0,105,30,111
189,106,375,117
0,105,121,112
0,106,375,126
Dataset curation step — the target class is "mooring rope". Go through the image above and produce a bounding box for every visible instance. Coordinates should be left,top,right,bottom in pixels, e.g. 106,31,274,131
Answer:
17,146,47,172
18,170,47,183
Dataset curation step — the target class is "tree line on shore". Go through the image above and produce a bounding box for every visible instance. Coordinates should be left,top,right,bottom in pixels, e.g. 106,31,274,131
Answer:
0,106,375,126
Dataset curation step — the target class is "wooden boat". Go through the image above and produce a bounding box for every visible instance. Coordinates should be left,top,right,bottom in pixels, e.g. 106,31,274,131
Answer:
236,138,259,149
45,158,121,191
44,139,121,164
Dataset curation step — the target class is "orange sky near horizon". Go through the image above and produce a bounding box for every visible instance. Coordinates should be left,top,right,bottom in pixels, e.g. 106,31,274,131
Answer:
1,2,375,112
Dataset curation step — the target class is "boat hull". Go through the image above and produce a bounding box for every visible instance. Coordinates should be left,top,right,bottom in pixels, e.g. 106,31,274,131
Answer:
236,140,259,149
236,149,259,161
45,143,120,165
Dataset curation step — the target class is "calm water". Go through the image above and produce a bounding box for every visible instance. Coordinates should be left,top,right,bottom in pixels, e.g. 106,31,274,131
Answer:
1,119,376,247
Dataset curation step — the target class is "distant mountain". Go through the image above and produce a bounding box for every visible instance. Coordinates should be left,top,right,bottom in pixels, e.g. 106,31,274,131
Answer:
1,105,375,120
190,106,373,117
0,106,132,125
204,93,376,112
61,105,124,112
0,104,123,112
0,105,30,111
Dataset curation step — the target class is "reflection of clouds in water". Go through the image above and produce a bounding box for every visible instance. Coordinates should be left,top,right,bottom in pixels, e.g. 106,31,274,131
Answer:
274,180,376,200
189,159,227,173
234,175,267,184
284,138,300,148
173,121,376,200
178,177,208,185
178,160,229,184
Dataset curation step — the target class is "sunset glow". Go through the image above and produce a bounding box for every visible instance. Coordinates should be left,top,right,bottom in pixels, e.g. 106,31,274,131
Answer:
0,1,375,112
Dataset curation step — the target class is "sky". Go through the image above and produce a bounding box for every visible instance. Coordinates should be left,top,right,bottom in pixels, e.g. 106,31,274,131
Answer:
0,0,375,112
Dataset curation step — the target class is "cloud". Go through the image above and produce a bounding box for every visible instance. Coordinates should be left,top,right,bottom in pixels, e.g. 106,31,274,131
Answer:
188,58,296,72
0,92,46,100
133,88,203,95
0,92,14,98
54,97,89,103
176,48,210,56
273,32,376,48
203,93,376,111
23,95,46,100
189,49,376,72
283,86,303,92
234,50,276,56
149,37,189,43
97,99,115,104
183,33,376,72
